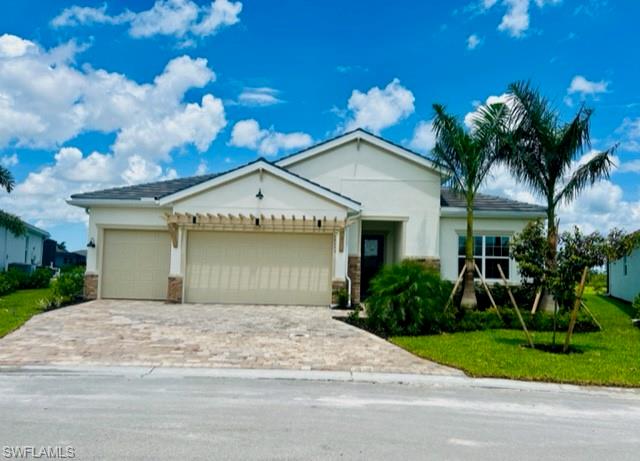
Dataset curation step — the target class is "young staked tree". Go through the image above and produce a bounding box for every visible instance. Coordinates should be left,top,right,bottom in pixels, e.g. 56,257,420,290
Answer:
432,102,509,309
504,81,616,311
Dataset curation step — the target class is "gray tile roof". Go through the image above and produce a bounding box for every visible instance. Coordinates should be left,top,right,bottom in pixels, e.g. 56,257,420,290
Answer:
441,189,546,213
70,157,361,205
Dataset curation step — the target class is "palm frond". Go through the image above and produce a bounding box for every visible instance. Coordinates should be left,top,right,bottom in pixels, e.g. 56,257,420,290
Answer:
556,147,615,205
0,166,14,193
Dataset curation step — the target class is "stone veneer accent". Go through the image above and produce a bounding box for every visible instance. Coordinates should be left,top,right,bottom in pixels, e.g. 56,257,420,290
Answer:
347,256,361,306
406,257,441,272
331,280,347,305
83,273,99,300
167,276,183,303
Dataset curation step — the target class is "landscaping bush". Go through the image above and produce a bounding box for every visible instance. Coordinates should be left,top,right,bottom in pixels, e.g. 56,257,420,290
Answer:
365,261,454,336
454,307,599,333
52,266,84,301
23,267,53,289
633,294,640,319
0,271,19,296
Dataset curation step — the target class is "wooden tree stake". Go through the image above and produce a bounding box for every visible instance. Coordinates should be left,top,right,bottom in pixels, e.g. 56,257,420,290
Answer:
444,266,465,312
497,264,534,349
563,267,589,353
474,262,502,320
531,289,543,314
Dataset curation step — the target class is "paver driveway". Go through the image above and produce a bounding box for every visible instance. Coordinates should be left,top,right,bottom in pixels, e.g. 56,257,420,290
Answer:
0,300,459,375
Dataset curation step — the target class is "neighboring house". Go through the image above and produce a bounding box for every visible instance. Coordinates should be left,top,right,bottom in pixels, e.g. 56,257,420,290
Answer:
42,239,87,268
0,221,50,271
68,129,546,306
608,233,640,303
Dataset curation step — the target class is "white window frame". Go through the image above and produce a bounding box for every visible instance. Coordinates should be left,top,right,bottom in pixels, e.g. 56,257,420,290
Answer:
458,234,512,281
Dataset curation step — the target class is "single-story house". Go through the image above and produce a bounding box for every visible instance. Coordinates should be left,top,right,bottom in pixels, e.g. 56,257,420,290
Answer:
42,239,87,268
0,220,50,271
608,232,639,303
68,129,546,306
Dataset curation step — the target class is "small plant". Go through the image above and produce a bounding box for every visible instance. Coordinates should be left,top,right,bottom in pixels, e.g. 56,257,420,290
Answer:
52,266,85,301
38,295,65,311
366,260,453,336
336,288,349,308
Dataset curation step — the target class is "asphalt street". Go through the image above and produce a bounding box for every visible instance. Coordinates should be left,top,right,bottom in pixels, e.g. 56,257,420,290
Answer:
1,367,639,460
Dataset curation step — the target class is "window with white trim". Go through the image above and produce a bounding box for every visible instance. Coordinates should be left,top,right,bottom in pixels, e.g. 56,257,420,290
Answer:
458,235,511,279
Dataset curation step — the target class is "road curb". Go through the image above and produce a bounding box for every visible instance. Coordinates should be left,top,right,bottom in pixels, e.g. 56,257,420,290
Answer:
1,365,638,397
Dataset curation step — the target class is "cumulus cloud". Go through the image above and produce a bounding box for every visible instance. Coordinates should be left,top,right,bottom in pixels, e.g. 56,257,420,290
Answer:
229,119,313,156
467,34,482,49
409,120,436,153
0,34,37,58
237,87,283,107
482,0,561,38
342,78,415,134
616,117,640,153
0,34,227,228
0,153,18,167
52,0,242,42
564,75,609,106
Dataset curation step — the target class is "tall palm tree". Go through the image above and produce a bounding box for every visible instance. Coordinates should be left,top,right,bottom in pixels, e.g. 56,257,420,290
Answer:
0,165,14,193
504,81,615,310
432,102,509,309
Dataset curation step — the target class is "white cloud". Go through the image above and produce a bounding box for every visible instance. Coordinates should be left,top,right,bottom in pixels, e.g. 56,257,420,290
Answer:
52,0,242,41
498,0,530,37
467,34,482,49
618,159,640,173
195,159,208,175
0,34,37,58
342,78,415,134
564,75,609,105
409,120,436,153
237,87,283,106
482,0,561,38
616,117,640,153
0,153,18,167
229,119,313,156
0,35,227,228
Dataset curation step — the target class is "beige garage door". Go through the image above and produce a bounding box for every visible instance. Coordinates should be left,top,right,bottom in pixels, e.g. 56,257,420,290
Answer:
101,229,170,300
185,231,333,305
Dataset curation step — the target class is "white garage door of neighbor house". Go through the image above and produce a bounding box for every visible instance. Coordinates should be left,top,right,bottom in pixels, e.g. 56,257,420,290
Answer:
185,231,333,305
101,229,171,300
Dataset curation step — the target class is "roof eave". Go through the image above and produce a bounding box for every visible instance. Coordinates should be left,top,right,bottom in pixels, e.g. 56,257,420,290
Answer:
440,207,547,219
275,129,447,176
67,198,163,208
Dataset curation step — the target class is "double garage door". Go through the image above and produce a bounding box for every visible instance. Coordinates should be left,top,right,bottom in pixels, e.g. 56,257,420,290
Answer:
101,229,333,305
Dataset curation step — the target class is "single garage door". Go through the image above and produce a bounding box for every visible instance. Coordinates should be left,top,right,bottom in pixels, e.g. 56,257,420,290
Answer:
185,231,333,305
101,229,171,300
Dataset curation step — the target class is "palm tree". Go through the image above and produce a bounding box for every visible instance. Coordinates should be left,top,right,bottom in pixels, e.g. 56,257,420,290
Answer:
504,81,615,311
0,166,14,193
432,102,509,309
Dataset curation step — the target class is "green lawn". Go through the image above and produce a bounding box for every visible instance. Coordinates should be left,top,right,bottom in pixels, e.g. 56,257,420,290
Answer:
392,293,640,387
0,288,52,338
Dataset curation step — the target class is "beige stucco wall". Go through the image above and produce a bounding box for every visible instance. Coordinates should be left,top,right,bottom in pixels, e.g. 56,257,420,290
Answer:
439,216,532,283
284,139,441,259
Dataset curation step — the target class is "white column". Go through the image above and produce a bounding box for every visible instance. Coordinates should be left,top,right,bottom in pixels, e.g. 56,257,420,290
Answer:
169,227,183,276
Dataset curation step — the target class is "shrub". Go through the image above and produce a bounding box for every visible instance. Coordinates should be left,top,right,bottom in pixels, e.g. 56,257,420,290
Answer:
365,261,454,336
633,294,640,319
25,267,53,289
52,267,85,301
0,271,19,296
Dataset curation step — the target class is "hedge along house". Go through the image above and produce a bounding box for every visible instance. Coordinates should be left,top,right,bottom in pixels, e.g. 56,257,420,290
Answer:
68,129,546,306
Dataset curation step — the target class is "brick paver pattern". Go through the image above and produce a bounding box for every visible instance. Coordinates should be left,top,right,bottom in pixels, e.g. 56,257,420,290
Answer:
0,300,461,375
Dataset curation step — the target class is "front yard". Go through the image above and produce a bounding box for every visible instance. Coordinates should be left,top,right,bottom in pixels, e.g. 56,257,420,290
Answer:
392,293,640,387
0,288,52,338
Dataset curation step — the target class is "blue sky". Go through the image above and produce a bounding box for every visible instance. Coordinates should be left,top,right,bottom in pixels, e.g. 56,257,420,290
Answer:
0,0,638,250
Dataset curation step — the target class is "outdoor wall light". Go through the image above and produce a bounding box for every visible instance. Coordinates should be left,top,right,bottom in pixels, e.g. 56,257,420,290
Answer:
87,238,96,248
256,188,264,200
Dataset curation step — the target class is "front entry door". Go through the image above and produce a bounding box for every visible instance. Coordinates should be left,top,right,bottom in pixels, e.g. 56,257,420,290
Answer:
361,235,385,299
